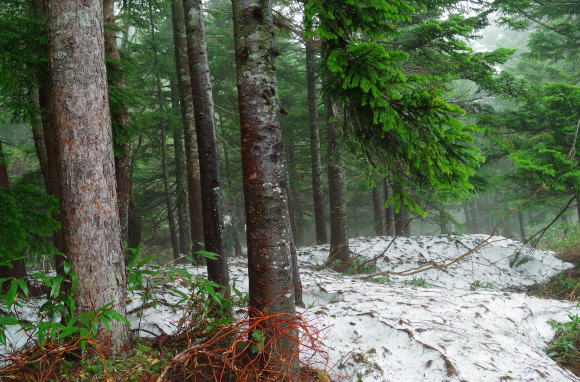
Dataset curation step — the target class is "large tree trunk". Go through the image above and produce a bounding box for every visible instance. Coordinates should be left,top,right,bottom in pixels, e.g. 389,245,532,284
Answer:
183,0,230,290
384,176,396,236
31,0,67,276
372,183,384,236
47,0,129,355
0,140,28,282
305,39,327,245
325,94,350,270
147,1,179,260
104,0,131,245
170,79,191,257
231,0,297,372
171,0,205,259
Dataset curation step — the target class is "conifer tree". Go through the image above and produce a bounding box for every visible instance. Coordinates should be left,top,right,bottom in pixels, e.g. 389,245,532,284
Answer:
231,0,297,370
47,0,129,355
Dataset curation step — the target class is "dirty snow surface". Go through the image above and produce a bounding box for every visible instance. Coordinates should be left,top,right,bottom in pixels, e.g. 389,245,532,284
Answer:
4,235,579,381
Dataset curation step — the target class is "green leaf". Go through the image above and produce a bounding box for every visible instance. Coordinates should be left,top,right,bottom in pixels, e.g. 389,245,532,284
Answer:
5,279,19,310
50,275,64,298
195,251,219,260
0,316,19,326
105,310,130,325
203,280,222,307
62,261,72,275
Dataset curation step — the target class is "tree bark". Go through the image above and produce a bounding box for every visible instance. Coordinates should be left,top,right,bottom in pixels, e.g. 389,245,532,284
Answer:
170,79,191,257
171,0,205,259
372,183,384,236
183,0,230,290
383,176,396,236
104,0,132,245
232,0,297,372
325,93,350,270
395,207,408,236
305,39,327,245
47,0,129,355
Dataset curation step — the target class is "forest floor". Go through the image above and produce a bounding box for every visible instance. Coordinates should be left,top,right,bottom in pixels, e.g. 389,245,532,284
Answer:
3,234,579,381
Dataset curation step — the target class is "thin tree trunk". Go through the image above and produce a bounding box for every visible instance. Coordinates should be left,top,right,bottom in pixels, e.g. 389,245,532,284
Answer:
232,0,297,372
104,0,131,245
223,137,243,257
518,209,526,241
395,208,406,236
183,0,229,291
170,79,191,256
305,39,327,244
463,202,471,233
439,208,448,234
372,183,384,236
471,200,480,233
282,125,304,307
384,176,395,235
128,135,143,249
0,141,28,283
47,0,129,355
29,84,48,180
31,0,67,276
161,120,180,260
325,92,350,270
171,0,204,259
576,196,579,223
147,0,179,260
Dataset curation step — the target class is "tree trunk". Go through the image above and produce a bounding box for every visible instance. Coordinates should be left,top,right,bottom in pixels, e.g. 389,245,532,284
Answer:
439,208,448,234
0,140,28,282
463,202,471,233
282,125,304,307
232,0,297,372
325,93,350,270
31,0,67,276
171,0,204,259
183,0,230,290
395,208,406,236
170,79,191,257
372,183,384,236
160,121,179,260
104,0,131,245
518,209,526,241
147,1,179,260
305,39,327,245
47,0,129,355
471,200,480,234
29,84,49,180
384,176,396,236
223,142,243,257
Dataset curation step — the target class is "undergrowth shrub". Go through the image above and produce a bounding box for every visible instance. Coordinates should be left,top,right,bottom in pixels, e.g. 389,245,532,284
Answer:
547,305,580,373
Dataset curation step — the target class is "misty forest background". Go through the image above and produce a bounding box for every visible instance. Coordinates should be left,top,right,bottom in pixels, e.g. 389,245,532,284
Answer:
0,0,578,379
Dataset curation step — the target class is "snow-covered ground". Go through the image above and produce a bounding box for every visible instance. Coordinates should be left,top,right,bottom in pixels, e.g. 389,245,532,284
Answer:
3,235,579,381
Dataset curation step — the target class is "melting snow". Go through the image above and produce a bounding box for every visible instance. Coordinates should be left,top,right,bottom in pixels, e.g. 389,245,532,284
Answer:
2,235,578,381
